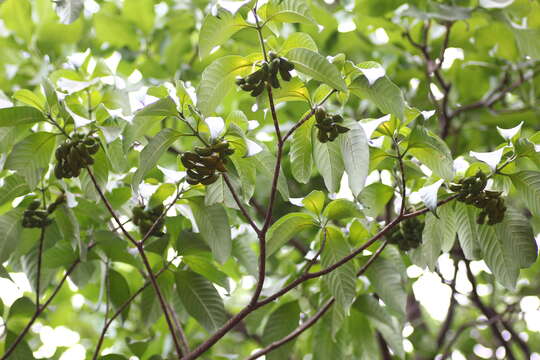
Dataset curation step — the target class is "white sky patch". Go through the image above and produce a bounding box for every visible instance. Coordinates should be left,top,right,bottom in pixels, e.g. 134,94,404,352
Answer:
497,121,523,141
288,197,304,207
413,272,451,321
360,115,390,139
409,78,420,92
430,83,444,100
406,265,423,278
58,344,86,360
336,11,356,33
359,64,386,86
474,344,493,359
442,48,464,70
370,28,389,45
453,156,470,174
205,116,225,139
335,173,354,200
479,0,514,8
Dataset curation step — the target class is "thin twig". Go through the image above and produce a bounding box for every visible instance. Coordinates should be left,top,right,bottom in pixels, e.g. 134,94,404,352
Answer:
35,227,46,308
222,174,260,233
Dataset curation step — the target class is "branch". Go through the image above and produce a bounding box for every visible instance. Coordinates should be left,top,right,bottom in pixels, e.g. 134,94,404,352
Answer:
222,174,260,233
436,263,459,347
35,227,46,308
181,196,457,360
85,167,184,358
245,241,388,360
464,261,516,360
0,243,97,360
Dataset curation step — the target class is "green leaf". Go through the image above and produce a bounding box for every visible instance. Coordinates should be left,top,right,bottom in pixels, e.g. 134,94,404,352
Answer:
403,2,471,21
358,183,394,217
313,308,346,360
12,90,45,111
313,135,344,193
124,0,154,34
338,122,369,196
189,198,231,264
354,295,405,359
278,32,318,54
135,97,178,117
349,65,405,119
197,55,253,116
232,234,258,277
0,0,33,42
261,301,301,360
205,175,241,210
266,212,316,257
5,331,34,360
109,269,131,321
418,180,444,214
0,174,30,206
286,48,347,92
302,190,325,215
55,204,83,259
183,255,230,292
264,0,317,26
0,209,23,264
454,202,481,260
366,256,407,317
79,148,109,202
5,132,56,189
512,27,540,60
132,128,181,194
408,125,454,180
199,7,247,59
0,106,45,127
252,148,290,200
54,0,84,24
290,117,314,183
94,11,138,49
150,183,176,208
511,171,540,217
323,199,360,221
175,270,227,333
320,227,357,338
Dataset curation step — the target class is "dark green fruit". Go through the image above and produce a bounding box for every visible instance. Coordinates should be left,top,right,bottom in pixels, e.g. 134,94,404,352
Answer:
250,81,266,97
194,146,212,156
268,51,278,60
200,174,219,185
315,108,326,123
186,176,200,185
235,76,246,85
28,200,41,211
335,125,350,134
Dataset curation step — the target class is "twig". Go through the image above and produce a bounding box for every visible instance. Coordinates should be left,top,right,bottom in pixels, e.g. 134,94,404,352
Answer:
85,167,184,358
35,227,46,308
0,243,96,360
180,196,457,360
222,174,260,233
245,241,388,360
464,261,516,360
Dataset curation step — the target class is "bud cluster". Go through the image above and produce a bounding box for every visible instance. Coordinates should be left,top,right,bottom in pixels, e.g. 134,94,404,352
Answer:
54,134,100,179
314,108,349,143
22,194,65,229
181,140,234,186
236,51,295,97
132,204,165,237
386,217,424,251
450,171,506,225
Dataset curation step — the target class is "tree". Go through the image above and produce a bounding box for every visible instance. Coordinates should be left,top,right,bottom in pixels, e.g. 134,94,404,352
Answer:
0,0,539,359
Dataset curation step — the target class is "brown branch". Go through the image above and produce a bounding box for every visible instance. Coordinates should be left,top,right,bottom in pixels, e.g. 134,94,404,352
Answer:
181,196,457,360
464,261,516,360
85,167,184,358
245,241,388,360
436,263,459,347
223,174,260,233
0,243,97,360
35,227,46,308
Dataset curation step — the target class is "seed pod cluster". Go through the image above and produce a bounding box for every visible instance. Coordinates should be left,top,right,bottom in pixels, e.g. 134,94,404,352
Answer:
181,141,234,186
235,51,295,97
54,134,100,179
314,108,350,143
22,194,65,228
132,204,165,237
386,217,424,251
450,171,506,225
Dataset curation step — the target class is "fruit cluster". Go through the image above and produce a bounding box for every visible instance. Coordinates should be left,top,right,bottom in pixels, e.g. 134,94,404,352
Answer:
22,194,65,229
132,204,165,238
181,141,234,186
235,51,294,96
386,217,424,251
54,134,100,179
450,171,506,225
314,108,350,143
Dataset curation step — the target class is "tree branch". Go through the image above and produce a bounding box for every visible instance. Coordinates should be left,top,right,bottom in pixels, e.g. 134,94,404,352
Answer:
222,174,260,233
85,167,184,358
464,261,516,360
